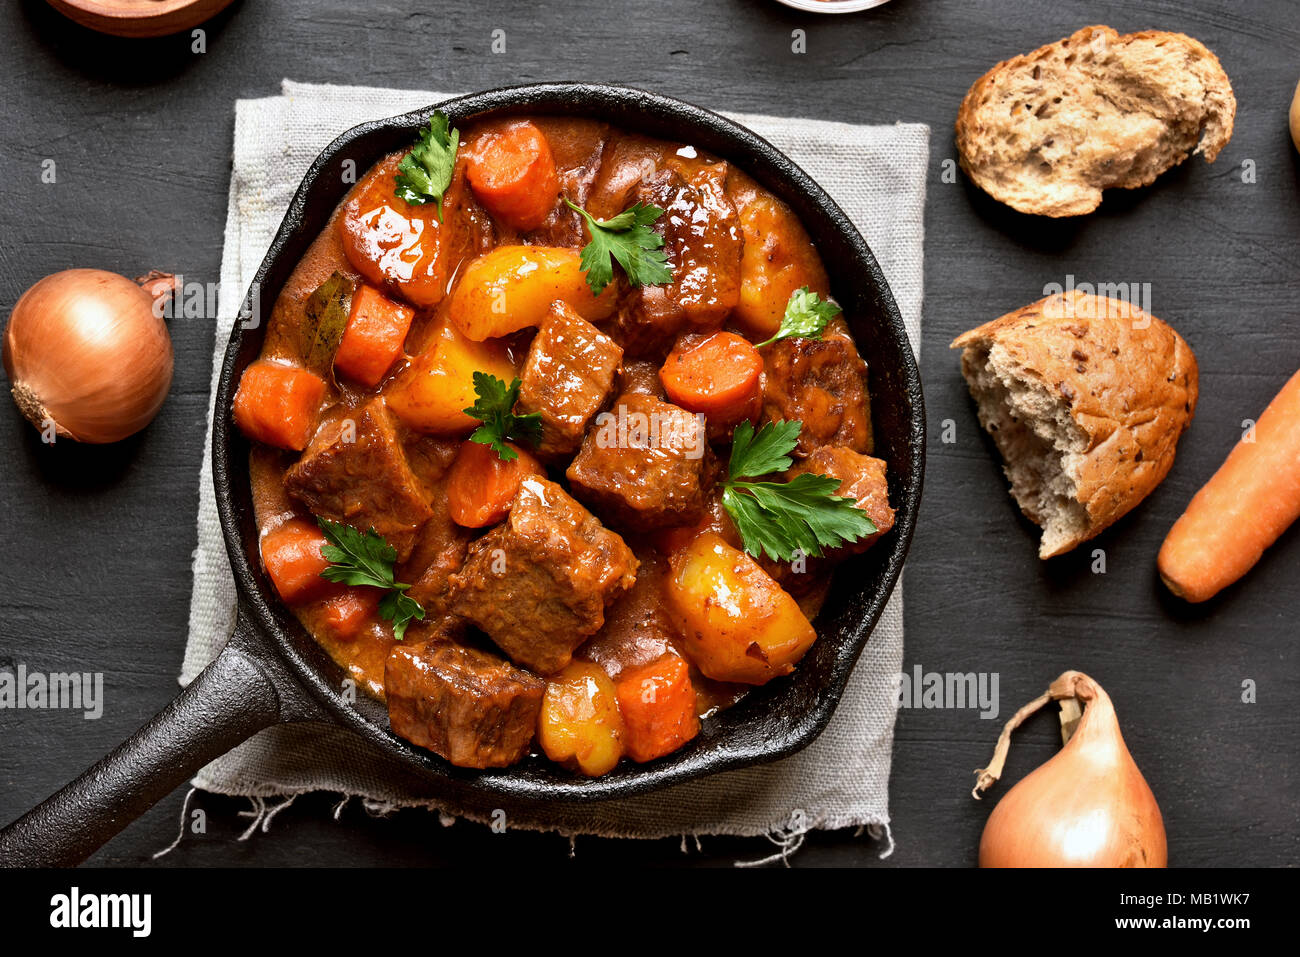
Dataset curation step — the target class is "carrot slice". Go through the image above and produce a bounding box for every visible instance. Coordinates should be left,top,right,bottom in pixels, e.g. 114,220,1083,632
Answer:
334,284,415,387
1158,369,1300,602
465,122,560,231
660,331,764,428
446,439,543,528
232,359,326,451
338,154,454,308
320,588,381,641
614,655,701,763
260,518,332,603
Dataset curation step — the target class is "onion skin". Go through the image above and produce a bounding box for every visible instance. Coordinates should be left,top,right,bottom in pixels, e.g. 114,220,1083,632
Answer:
1291,79,1300,154
978,672,1167,868
3,269,174,443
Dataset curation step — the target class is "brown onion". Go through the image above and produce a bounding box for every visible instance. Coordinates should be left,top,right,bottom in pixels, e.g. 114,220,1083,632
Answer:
1291,78,1300,154
3,269,174,443
973,671,1167,868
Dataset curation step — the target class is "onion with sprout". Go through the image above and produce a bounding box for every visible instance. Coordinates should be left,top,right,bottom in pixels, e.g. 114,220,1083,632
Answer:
972,671,1167,868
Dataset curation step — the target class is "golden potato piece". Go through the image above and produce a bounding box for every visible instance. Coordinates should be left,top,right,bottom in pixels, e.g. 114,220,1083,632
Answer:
731,196,830,342
448,246,617,341
386,319,517,433
537,661,626,776
665,531,817,685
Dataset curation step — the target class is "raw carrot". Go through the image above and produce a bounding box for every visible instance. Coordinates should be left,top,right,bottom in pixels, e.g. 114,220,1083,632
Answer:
445,439,543,528
320,588,381,641
660,331,764,428
334,284,414,387
232,359,326,451
613,655,701,763
465,122,560,231
260,518,332,603
1158,368,1300,602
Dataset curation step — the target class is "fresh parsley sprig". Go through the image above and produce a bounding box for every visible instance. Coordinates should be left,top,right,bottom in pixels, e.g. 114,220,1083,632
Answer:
394,112,460,219
721,420,876,562
316,518,424,640
565,199,673,296
754,287,842,348
463,372,543,462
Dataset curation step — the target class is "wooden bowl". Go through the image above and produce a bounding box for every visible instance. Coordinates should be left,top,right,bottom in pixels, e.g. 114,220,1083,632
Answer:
773,0,894,13
45,0,236,38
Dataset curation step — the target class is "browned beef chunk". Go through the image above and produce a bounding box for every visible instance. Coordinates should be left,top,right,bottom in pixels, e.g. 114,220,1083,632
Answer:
616,359,668,400
448,477,637,674
651,163,742,326
584,132,671,219
566,392,715,531
399,432,460,498
791,446,894,554
284,398,432,561
401,494,471,620
517,301,623,457
759,446,895,595
577,548,681,681
613,285,687,360
385,640,544,768
761,318,873,456
613,164,743,357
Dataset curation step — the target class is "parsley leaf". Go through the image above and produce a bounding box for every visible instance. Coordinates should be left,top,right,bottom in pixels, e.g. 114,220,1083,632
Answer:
462,372,543,462
720,421,876,562
728,419,803,480
754,287,842,348
565,199,673,296
316,518,425,640
394,112,460,219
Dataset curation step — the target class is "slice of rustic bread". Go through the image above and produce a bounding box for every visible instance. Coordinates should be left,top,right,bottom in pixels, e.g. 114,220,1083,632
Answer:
952,291,1199,558
956,25,1236,217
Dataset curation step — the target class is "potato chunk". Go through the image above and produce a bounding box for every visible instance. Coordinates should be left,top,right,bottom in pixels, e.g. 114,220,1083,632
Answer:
448,246,616,341
538,661,625,776
386,319,517,434
665,532,817,685
731,195,830,341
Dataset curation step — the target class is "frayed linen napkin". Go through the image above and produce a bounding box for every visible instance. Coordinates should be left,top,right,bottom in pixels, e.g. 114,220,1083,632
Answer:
183,80,926,854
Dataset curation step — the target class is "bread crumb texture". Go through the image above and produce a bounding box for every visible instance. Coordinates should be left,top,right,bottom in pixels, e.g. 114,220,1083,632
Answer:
952,290,1199,558
955,25,1236,216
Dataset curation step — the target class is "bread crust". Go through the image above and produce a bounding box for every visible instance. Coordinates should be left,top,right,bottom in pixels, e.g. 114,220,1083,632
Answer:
955,25,1236,216
952,290,1199,557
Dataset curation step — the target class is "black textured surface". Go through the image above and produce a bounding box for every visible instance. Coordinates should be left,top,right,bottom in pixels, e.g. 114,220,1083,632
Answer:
1,0,1297,867
0,628,283,866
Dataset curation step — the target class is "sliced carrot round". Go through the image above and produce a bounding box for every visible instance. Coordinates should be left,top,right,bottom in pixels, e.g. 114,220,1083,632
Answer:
465,122,560,231
660,331,764,426
446,439,543,528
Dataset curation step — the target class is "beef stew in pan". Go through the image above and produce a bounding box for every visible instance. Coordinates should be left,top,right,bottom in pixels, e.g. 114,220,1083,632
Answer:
233,112,895,776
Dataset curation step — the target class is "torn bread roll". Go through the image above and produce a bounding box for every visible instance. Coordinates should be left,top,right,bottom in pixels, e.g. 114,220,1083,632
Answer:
952,290,1198,558
955,25,1236,217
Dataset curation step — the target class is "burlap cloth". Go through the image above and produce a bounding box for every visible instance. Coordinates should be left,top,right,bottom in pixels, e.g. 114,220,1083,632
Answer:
181,80,927,856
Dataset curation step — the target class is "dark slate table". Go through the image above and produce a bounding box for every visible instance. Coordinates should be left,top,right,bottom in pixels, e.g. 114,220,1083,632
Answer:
1,0,1297,868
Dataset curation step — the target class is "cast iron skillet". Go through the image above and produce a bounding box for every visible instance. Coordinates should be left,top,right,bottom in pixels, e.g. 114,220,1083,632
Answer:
0,84,924,867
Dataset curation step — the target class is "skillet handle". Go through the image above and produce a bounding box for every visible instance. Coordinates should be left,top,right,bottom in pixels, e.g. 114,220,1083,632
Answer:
0,628,283,867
